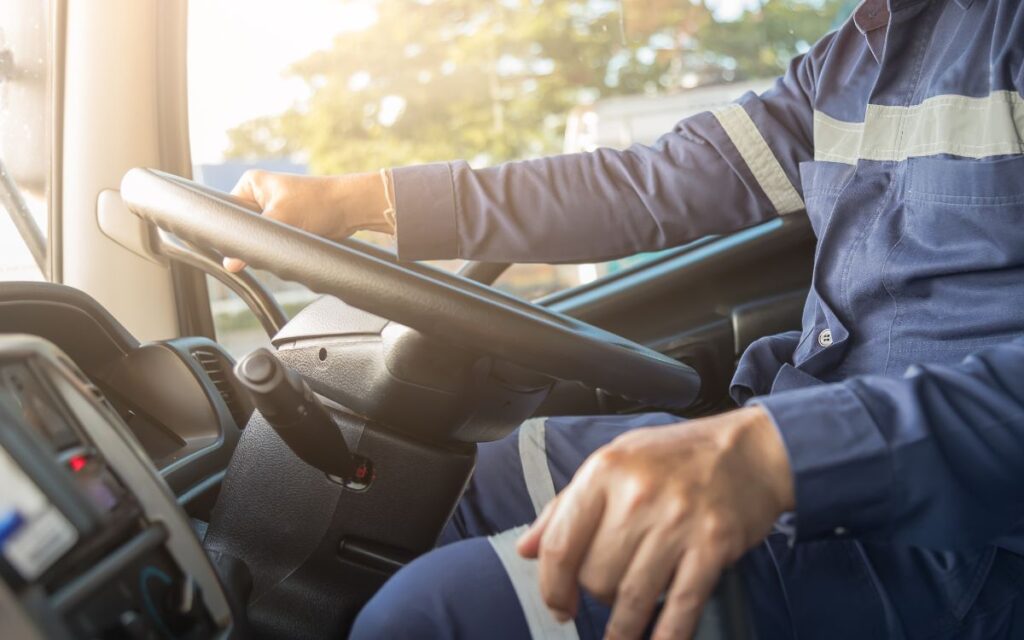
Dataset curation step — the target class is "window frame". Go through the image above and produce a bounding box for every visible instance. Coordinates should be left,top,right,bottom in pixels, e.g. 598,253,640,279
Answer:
48,0,67,282
0,0,63,282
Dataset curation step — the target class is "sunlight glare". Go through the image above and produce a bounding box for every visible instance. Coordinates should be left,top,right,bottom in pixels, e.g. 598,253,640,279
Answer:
188,0,376,163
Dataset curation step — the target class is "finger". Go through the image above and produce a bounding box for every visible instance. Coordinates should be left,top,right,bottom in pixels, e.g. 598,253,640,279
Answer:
223,256,246,273
222,202,281,271
224,171,256,271
517,496,559,559
538,482,606,620
651,549,724,640
230,171,259,202
604,533,679,640
577,503,647,602
577,466,663,602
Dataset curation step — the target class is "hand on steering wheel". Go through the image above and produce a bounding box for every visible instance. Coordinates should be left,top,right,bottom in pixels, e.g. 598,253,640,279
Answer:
224,169,393,272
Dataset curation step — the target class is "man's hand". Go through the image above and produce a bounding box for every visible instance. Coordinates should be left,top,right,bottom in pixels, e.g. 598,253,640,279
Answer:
516,406,794,640
223,170,393,272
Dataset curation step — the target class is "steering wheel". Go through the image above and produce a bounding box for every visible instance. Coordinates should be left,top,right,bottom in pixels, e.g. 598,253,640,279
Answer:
121,168,701,409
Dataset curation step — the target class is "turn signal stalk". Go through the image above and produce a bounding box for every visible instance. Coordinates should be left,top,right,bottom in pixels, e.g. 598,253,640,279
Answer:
234,348,358,480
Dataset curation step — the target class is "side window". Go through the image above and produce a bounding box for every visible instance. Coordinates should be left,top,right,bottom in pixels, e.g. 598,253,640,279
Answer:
0,1,52,283
492,1,852,300
188,0,849,348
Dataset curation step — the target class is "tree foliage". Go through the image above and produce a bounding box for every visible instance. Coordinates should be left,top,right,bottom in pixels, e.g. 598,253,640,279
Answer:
225,0,844,174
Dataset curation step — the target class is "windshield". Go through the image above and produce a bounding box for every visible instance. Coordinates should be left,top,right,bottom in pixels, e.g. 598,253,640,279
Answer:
189,0,850,354
0,0,51,282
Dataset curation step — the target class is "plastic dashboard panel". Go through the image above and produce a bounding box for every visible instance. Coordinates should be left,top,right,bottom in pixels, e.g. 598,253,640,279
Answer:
0,335,233,637
0,282,248,503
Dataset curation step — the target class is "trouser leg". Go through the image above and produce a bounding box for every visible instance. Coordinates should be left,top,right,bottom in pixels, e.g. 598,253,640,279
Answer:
351,535,539,640
354,413,680,639
352,411,1024,639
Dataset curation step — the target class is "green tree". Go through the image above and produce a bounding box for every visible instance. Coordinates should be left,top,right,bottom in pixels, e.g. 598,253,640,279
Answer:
225,0,842,174
696,0,846,80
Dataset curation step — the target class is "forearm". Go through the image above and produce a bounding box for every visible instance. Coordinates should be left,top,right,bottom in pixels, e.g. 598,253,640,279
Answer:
391,112,783,263
388,40,831,264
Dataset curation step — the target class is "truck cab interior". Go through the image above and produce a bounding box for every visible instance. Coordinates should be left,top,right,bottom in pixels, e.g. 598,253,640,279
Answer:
0,1,828,638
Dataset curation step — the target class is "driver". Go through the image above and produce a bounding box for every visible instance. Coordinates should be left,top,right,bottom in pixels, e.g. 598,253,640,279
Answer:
226,1,1024,638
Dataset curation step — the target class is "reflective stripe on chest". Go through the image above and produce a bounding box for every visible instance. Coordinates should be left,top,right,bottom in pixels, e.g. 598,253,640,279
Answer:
814,90,1024,164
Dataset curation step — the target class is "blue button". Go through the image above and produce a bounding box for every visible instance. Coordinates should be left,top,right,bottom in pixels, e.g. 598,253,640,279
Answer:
0,509,25,545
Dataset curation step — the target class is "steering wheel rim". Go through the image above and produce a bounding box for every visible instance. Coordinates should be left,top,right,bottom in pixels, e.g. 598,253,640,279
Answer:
121,168,701,409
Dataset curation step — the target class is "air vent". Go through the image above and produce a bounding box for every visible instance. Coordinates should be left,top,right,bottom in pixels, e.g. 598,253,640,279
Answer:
191,349,251,428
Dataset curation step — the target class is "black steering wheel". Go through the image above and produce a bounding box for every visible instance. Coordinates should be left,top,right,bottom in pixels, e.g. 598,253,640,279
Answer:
121,168,701,409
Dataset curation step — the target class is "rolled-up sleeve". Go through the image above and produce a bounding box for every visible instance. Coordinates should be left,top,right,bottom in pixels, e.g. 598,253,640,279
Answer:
392,34,836,263
754,337,1024,550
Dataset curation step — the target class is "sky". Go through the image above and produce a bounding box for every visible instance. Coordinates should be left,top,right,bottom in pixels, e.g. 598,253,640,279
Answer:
188,0,376,164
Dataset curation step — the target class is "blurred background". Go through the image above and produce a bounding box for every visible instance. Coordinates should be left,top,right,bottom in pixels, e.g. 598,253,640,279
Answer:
1,0,853,354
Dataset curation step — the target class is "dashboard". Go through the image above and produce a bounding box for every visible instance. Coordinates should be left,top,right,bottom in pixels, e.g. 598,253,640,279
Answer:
0,283,244,638
0,283,251,502
0,335,233,638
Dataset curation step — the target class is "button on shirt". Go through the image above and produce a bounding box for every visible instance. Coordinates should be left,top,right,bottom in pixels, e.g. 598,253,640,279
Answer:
392,0,1024,620
817,329,833,348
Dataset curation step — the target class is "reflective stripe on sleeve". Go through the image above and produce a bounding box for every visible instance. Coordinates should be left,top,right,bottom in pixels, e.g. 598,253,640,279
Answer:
518,418,558,516
814,90,1024,164
488,526,581,640
713,104,806,215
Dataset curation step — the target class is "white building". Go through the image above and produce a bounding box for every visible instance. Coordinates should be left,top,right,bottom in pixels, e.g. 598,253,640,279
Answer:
564,79,776,153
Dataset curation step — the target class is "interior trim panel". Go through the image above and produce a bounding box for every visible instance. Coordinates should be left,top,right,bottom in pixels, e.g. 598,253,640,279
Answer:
0,335,233,637
0,283,248,506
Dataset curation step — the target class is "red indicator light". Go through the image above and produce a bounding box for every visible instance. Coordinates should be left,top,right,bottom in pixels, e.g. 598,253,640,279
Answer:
68,455,88,473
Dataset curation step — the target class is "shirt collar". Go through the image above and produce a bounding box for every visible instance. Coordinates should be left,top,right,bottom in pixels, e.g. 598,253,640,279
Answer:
853,0,889,62
854,0,977,62
853,0,889,35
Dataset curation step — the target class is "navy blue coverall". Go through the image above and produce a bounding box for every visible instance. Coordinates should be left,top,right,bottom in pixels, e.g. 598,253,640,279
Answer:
353,1,1024,637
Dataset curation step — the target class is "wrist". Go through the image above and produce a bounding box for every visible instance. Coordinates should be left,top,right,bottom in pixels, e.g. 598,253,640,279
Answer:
728,406,796,513
330,172,393,234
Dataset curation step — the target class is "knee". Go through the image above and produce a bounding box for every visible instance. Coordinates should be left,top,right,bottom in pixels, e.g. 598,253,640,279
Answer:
351,537,517,640
350,558,444,640
349,593,402,639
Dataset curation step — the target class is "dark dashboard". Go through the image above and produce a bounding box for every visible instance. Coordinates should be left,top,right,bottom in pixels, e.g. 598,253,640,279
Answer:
0,334,235,638
0,282,252,509
0,283,247,638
